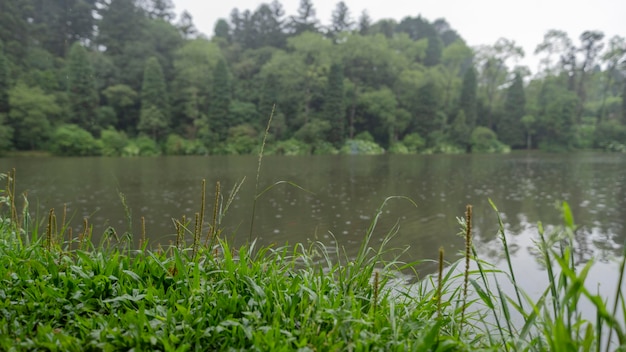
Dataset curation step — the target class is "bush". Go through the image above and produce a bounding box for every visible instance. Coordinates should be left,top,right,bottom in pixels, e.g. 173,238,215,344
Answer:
340,139,384,155
593,120,626,150
100,128,128,156
267,138,310,156
388,142,409,154
470,127,510,153
214,124,259,155
312,141,339,155
50,124,101,156
122,136,160,156
402,133,426,153
164,134,207,155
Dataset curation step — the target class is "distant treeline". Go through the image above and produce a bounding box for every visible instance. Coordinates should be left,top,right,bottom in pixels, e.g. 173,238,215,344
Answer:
0,0,624,156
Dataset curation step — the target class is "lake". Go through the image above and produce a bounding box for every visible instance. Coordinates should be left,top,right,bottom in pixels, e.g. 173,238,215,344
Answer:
2,152,626,294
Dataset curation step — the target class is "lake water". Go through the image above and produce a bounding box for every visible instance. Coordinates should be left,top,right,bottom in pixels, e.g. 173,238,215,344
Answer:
2,152,626,294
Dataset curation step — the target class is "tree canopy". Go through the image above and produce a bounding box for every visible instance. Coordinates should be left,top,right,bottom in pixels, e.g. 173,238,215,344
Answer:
0,0,624,156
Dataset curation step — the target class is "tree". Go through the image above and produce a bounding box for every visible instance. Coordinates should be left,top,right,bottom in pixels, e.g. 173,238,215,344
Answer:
598,35,626,123
214,19,231,42
499,72,526,148
97,0,146,57
0,0,30,62
329,2,354,37
0,41,12,152
475,38,524,129
424,34,443,67
177,11,197,39
67,42,99,133
357,10,371,36
458,67,477,130
209,59,231,140
139,57,170,139
575,30,605,122
449,109,470,150
251,2,287,48
0,40,9,116
102,84,139,133
323,63,345,146
144,0,175,21
8,84,60,150
289,0,319,35
170,39,223,136
28,0,96,57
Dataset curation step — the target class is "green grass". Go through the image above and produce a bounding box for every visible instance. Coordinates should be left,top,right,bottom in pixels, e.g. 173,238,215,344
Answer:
2,167,626,351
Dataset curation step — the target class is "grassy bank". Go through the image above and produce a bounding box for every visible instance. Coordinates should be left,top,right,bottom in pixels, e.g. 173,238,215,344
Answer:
1,170,626,351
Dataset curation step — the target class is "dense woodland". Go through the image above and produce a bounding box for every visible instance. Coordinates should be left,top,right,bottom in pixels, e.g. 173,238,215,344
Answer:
0,0,624,156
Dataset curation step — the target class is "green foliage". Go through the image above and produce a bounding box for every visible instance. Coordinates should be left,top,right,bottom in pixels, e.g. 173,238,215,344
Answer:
402,132,426,152
0,2,622,155
100,128,129,156
388,142,409,154
102,84,138,133
593,120,626,151
8,83,60,150
163,133,206,155
499,72,526,148
267,138,310,156
67,42,99,133
294,118,331,144
0,40,9,115
0,113,13,154
139,57,170,140
470,126,510,153
50,124,101,156
122,135,161,156
214,124,258,155
323,63,345,147
209,59,231,140
449,109,470,150
458,67,477,130
340,139,384,155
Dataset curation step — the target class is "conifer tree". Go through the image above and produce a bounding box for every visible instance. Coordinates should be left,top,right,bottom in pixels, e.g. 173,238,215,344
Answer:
0,40,9,115
458,67,477,130
499,72,526,148
139,57,170,140
424,34,443,66
67,42,99,133
323,63,345,146
0,40,12,152
209,59,231,140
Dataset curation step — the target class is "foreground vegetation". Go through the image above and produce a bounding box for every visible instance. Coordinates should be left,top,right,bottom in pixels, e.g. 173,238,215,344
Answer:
2,168,626,351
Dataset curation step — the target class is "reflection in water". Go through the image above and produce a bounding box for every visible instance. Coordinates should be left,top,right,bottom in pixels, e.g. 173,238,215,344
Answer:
1,152,625,284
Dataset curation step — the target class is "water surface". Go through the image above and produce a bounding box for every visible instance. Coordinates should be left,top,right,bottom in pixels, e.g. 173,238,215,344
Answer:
2,152,625,284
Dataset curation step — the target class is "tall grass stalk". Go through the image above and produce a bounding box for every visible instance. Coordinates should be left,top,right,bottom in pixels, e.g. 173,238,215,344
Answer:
249,105,274,242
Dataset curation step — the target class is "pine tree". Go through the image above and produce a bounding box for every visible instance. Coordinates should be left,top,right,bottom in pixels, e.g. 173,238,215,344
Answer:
0,40,11,152
622,82,626,125
450,109,470,150
424,34,443,67
67,42,99,133
414,81,439,139
209,59,231,140
0,40,9,115
499,72,526,148
323,63,345,147
458,67,477,130
139,57,170,139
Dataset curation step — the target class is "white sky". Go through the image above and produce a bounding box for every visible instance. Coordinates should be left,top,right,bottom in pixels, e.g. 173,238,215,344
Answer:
173,0,625,73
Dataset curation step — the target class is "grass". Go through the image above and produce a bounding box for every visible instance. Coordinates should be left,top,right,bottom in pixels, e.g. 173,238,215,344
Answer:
2,166,626,350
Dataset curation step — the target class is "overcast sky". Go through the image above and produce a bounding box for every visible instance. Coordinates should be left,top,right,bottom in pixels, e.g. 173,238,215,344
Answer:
173,0,625,72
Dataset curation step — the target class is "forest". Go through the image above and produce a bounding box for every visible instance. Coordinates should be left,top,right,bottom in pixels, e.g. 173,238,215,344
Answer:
0,0,624,156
